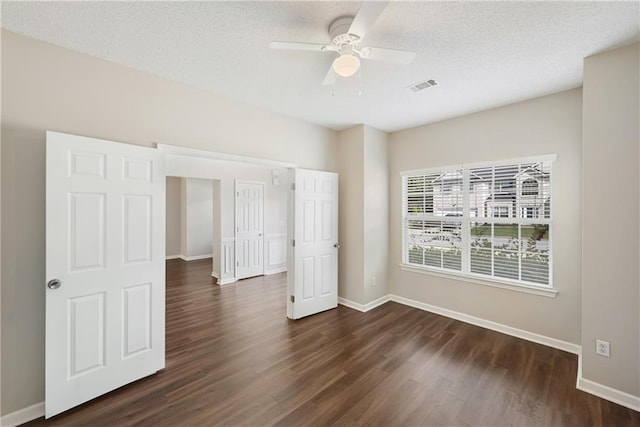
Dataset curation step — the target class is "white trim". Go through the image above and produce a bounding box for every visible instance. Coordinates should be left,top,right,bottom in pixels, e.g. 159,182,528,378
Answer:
338,295,391,313
165,255,182,260
218,277,236,286
265,233,287,272
389,294,579,354
157,144,297,169
576,353,640,412
211,270,219,279
265,266,287,275
399,263,558,298
180,254,213,262
1,401,44,427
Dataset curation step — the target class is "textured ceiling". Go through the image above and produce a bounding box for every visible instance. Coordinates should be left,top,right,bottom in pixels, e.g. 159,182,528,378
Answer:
2,1,639,132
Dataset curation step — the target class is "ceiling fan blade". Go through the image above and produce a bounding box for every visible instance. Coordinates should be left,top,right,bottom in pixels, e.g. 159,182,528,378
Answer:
348,1,389,40
321,66,336,86
270,41,328,52
362,47,416,64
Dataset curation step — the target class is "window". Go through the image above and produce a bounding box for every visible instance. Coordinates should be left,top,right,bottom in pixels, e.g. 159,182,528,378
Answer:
492,205,510,218
522,206,539,218
402,156,553,288
405,171,463,271
522,179,539,196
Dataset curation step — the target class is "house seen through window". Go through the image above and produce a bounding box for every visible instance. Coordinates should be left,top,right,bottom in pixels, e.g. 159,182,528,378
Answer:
402,156,553,288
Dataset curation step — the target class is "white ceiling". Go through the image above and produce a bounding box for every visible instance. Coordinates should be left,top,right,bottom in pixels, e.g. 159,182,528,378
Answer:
2,1,638,132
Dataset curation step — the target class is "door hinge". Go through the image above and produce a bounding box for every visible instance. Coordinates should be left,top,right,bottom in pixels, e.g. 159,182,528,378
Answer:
291,183,295,191
237,261,239,267
290,295,295,303
292,239,295,247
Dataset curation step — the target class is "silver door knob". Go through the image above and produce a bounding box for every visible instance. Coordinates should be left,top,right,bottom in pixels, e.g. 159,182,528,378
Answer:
47,279,61,290
334,243,341,248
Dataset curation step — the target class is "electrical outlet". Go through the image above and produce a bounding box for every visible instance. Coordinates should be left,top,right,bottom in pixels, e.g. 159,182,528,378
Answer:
596,339,610,357
371,276,377,287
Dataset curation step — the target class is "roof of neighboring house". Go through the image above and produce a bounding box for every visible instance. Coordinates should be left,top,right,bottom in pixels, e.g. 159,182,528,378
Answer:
485,192,516,203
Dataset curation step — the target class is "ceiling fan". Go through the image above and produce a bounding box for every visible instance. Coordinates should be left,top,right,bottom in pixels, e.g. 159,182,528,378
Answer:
270,1,416,86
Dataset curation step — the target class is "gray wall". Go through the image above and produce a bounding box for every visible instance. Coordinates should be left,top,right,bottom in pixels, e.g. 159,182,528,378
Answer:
337,125,390,306
165,177,182,257
182,178,214,258
363,126,389,305
582,43,639,397
1,30,337,416
337,125,365,304
388,88,583,344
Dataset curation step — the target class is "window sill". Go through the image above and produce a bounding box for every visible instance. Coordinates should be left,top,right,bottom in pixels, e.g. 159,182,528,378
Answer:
399,263,558,298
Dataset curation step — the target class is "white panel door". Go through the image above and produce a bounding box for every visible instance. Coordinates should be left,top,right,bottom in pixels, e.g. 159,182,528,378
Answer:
45,131,165,418
235,181,264,279
289,169,339,319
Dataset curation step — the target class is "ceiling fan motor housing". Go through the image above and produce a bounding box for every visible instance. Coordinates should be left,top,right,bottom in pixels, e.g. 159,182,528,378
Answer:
329,16,359,45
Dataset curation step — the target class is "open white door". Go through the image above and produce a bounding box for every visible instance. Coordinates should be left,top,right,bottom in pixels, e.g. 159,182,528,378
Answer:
289,169,339,319
235,181,264,280
45,131,165,417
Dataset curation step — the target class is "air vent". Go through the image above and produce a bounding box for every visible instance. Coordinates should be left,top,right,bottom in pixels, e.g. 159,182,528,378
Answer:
409,79,438,92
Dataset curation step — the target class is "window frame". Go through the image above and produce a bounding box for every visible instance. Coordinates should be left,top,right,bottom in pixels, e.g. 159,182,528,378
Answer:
401,154,556,290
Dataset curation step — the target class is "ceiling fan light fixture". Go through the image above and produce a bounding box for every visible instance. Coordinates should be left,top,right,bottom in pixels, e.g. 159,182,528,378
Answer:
332,53,360,77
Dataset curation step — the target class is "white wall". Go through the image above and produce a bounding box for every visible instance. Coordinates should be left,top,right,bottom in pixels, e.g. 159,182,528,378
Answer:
582,43,639,398
1,30,336,416
388,88,583,345
182,178,214,259
165,177,182,257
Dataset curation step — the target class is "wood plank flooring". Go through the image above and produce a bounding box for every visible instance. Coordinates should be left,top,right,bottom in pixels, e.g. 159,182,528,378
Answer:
26,258,639,426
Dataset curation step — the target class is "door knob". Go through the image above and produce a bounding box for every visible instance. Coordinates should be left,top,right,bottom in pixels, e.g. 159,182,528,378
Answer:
47,279,61,290
334,243,341,248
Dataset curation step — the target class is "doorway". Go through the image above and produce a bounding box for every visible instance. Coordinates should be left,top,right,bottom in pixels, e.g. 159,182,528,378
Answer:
162,148,290,286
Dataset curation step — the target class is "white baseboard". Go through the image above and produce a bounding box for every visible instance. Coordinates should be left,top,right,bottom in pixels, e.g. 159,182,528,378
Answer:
217,277,236,286
338,295,390,313
389,294,580,355
165,255,182,260
265,266,287,276
576,353,640,412
180,254,213,262
211,271,219,279
1,401,44,427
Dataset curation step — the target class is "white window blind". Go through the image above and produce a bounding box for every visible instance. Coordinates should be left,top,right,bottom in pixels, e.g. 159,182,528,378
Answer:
402,156,553,288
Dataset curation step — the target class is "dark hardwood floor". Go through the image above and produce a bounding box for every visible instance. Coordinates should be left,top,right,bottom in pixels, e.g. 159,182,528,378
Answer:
26,258,639,426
